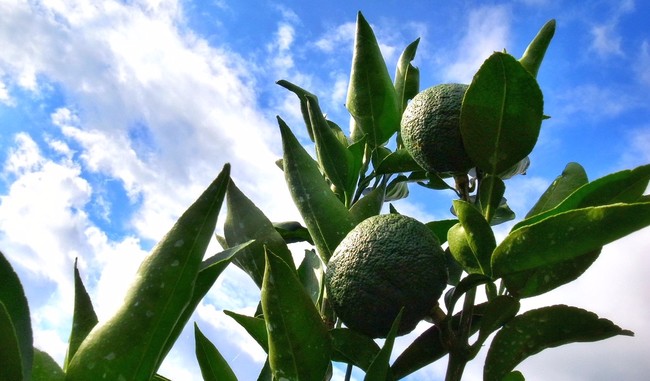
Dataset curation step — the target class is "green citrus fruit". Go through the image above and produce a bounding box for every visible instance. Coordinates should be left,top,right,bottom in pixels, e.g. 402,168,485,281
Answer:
401,83,474,174
325,214,447,338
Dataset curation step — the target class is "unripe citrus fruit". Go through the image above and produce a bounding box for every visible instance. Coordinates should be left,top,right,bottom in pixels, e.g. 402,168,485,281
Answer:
401,83,474,174
325,214,447,338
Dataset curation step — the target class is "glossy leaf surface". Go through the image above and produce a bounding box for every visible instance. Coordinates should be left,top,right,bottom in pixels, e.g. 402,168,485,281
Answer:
330,328,381,372
224,310,268,352
364,309,402,381
525,162,588,218
64,259,98,371
33,348,65,381
194,323,238,381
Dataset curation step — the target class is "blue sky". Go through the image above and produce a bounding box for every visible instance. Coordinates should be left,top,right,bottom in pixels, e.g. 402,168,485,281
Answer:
1,0,649,380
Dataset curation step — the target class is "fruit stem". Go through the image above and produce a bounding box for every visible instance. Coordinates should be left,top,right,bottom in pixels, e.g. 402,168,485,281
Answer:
444,286,477,381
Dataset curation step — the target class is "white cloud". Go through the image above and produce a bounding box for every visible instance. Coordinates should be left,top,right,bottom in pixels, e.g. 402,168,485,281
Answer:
590,24,624,57
635,40,650,86
315,22,356,53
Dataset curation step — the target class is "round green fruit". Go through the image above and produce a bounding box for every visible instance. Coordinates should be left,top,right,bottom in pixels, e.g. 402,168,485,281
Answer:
325,214,447,338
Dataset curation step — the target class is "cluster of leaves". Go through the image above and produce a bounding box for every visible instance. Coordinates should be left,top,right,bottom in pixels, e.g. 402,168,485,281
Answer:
1,11,650,381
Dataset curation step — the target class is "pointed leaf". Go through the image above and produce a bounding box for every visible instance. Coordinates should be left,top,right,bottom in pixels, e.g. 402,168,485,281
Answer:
262,249,332,381
516,163,650,230
66,164,230,381
276,80,316,141
0,251,32,381
478,175,506,223
223,310,268,353
444,273,492,314
484,305,633,381
349,183,385,223
278,116,356,262
394,38,421,112
425,219,459,244
498,156,530,179
273,221,314,245
493,202,650,277
297,249,324,306
347,12,400,147
526,162,588,218
364,309,402,381
33,348,65,381
375,149,424,175
330,328,381,372
194,323,238,381
461,52,544,175
519,19,556,78
225,180,295,288
448,200,496,275
64,259,98,371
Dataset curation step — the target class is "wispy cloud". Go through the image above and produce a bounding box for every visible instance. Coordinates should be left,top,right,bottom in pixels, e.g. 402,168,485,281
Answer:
588,0,635,57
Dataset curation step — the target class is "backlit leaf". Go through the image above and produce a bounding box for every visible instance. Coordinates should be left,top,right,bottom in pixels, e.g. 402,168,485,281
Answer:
64,259,98,371
194,323,238,381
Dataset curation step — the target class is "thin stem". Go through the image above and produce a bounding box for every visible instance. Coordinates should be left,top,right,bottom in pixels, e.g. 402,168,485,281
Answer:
344,363,353,381
445,287,477,381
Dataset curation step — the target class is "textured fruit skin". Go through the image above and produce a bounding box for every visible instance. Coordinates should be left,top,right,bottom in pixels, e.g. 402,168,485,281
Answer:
325,214,448,338
401,83,474,174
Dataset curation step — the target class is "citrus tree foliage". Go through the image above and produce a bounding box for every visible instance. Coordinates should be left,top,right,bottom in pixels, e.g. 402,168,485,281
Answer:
1,12,649,381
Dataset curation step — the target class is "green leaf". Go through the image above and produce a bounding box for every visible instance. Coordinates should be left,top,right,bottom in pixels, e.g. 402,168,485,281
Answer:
64,259,98,371
375,149,423,175
66,164,230,381
347,12,400,147
262,249,332,381
394,38,420,112
223,310,268,352
519,19,556,78
257,359,272,381
297,249,324,306
516,163,650,230
461,52,544,175
307,96,358,205
32,348,65,381
276,80,317,141
225,180,295,288
0,251,33,381
503,371,526,381
385,176,410,201
498,156,530,179
278,116,356,262
273,221,314,245
349,184,386,223
476,295,520,346
478,175,506,223
444,273,492,314
364,309,402,381
493,202,650,277
484,305,633,381
502,248,601,298
194,323,238,381
425,219,459,244
448,200,496,275
525,162,588,219
330,328,381,372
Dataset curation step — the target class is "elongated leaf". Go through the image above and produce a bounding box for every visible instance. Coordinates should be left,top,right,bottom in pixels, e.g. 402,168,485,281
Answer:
0,301,22,381
364,309,402,381
478,175,505,223
330,328,381,372
273,221,314,245
448,200,496,275
461,52,544,175
33,348,65,381
525,162,588,218
516,164,650,230
498,156,530,179
225,180,295,288
276,80,316,141
298,249,324,306
493,202,650,277
425,219,458,244
394,38,420,112
484,305,633,381
347,12,400,147
375,149,424,175
476,295,520,345
64,259,98,371
194,323,238,381
349,183,385,223
66,164,230,381
444,273,492,314
257,359,272,381
262,249,332,380
519,19,556,78
223,310,268,352
278,116,356,262
0,251,32,381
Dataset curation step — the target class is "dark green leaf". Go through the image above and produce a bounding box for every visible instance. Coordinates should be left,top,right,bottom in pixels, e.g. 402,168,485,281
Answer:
278,116,356,262
484,305,633,381
257,359,272,381
273,221,314,245
478,175,505,223
417,172,455,191
223,310,268,353
375,149,423,175
516,164,650,230
525,162,588,219
66,164,230,381
330,328,381,372
32,348,64,381
194,323,238,381
498,156,530,179
461,52,543,175
425,219,459,244
225,180,295,288
444,273,491,314
503,371,526,381
276,80,317,141
297,249,324,306
364,309,402,381
350,184,385,223
448,200,496,275
502,248,600,298
476,296,520,345
0,251,32,381
519,19,556,78
262,249,332,381
347,12,400,147
490,201,516,225
493,202,650,277
394,38,420,112
444,247,463,286
64,259,98,371
385,176,410,201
